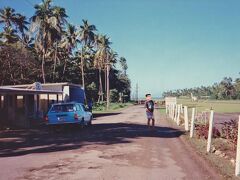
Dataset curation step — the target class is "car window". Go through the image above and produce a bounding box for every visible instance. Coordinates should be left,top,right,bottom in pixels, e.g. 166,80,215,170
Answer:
76,104,80,111
81,105,86,111
50,104,75,112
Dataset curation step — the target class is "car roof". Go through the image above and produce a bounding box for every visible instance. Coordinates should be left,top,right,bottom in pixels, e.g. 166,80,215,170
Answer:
51,102,84,106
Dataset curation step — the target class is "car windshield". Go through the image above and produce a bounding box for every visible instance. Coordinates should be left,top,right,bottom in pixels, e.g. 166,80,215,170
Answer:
50,104,75,112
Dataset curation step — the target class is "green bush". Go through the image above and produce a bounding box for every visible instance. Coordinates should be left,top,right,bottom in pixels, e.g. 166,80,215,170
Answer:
110,89,119,102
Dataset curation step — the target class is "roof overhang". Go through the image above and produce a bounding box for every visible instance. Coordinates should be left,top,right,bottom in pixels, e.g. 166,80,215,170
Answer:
2,82,82,89
0,87,62,95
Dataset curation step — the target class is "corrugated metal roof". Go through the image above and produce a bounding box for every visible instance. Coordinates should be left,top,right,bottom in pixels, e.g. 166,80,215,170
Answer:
0,87,62,95
2,82,82,88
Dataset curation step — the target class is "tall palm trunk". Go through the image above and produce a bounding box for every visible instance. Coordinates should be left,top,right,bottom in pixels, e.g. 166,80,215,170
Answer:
81,52,85,89
62,58,67,79
42,53,46,83
104,68,107,99
53,42,58,81
98,69,103,103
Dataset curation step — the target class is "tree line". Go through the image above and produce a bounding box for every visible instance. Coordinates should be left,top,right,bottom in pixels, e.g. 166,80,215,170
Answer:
0,0,131,102
162,76,240,100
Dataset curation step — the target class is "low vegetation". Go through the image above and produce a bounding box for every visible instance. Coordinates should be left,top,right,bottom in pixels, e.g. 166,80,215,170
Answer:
163,76,240,100
93,102,132,113
195,123,220,140
221,119,238,147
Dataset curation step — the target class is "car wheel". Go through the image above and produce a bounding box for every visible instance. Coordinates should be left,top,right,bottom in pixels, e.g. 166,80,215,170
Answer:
88,119,92,126
80,118,85,128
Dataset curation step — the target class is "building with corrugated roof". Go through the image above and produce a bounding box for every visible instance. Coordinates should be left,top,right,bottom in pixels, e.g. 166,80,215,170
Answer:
0,82,85,128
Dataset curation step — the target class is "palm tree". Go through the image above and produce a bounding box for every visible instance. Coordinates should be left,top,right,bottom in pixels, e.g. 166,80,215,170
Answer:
0,7,19,44
60,23,79,77
119,57,128,75
52,6,68,26
14,13,29,39
30,0,62,83
50,6,68,80
104,50,117,93
0,7,16,28
78,19,97,89
94,34,111,102
0,27,18,44
0,7,29,44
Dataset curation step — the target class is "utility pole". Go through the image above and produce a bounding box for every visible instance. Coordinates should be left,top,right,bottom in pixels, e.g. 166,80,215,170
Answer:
106,63,110,110
135,83,138,103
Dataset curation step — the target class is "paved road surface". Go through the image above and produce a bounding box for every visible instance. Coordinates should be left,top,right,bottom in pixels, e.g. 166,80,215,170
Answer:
0,105,221,180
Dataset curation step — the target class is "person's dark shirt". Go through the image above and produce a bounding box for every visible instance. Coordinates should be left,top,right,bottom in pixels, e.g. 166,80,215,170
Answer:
145,100,154,113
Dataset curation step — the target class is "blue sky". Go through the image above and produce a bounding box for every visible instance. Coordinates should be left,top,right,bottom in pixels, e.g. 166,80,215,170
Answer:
1,0,240,97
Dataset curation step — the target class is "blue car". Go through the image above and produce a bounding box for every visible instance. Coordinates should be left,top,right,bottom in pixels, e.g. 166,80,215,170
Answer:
45,102,93,126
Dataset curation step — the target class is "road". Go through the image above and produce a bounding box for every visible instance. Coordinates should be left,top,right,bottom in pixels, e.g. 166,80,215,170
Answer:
0,105,221,180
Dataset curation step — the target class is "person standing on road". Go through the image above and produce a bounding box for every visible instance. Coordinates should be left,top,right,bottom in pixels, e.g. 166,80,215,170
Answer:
145,94,155,128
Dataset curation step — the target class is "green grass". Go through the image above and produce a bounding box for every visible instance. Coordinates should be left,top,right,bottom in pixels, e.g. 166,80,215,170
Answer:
177,98,240,113
92,102,133,113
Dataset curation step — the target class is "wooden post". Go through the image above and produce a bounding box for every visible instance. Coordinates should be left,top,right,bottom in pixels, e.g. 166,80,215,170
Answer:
172,104,175,120
184,106,189,131
106,63,110,110
190,108,196,138
166,105,169,116
207,110,214,153
177,104,180,126
168,105,170,117
235,116,240,176
172,104,174,120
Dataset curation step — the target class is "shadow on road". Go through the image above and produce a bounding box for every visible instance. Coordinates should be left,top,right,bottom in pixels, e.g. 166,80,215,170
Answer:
0,123,184,157
93,112,121,118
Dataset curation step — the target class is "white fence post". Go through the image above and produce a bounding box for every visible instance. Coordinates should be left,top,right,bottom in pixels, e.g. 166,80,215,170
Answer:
207,110,214,153
180,104,183,113
235,116,240,176
190,108,196,138
184,106,189,131
177,105,180,126
174,104,177,122
166,105,169,116
169,105,171,118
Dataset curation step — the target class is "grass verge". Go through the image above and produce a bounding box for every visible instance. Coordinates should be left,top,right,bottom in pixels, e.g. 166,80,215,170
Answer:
177,98,240,113
93,102,133,114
